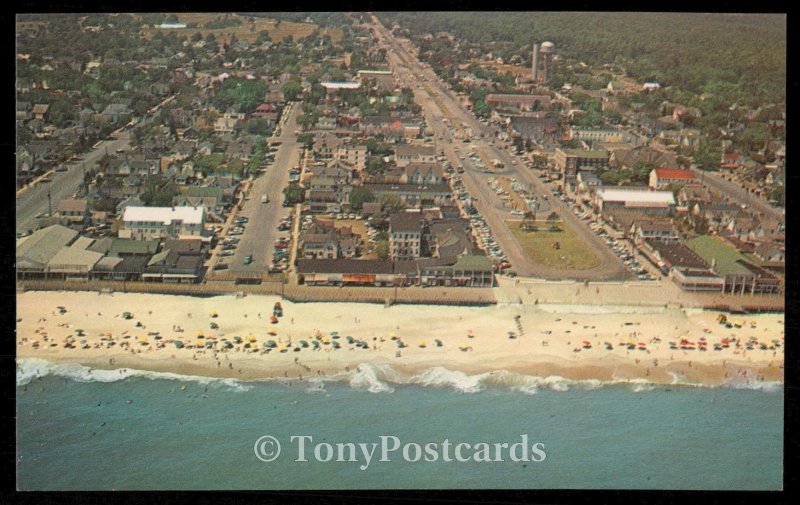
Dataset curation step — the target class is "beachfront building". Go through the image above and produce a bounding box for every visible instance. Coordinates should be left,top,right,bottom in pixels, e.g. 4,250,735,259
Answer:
16,224,79,277
142,239,206,283
297,259,395,287
418,254,495,287
389,212,424,260
45,236,104,280
120,206,206,241
594,188,675,217
686,236,781,295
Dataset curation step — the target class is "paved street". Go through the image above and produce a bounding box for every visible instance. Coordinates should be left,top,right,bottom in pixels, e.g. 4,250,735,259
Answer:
16,131,132,235
222,103,302,274
691,169,784,220
374,15,631,280
16,95,176,235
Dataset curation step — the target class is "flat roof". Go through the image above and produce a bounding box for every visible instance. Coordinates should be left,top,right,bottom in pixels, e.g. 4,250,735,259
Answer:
122,206,204,225
320,81,361,89
596,188,675,205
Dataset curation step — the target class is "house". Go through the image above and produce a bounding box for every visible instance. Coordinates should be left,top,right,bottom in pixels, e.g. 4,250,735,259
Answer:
313,132,344,159
56,198,89,226
648,168,698,190
214,113,245,133
576,171,601,194
394,144,436,167
383,163,444,185
100,103,132,124
754,242,784,265
32,103,49,120
677,185,712,206
120,206,206,241
629,219,678,245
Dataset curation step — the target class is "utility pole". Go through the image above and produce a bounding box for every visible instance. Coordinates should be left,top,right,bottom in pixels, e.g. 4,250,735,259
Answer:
47,191,52,216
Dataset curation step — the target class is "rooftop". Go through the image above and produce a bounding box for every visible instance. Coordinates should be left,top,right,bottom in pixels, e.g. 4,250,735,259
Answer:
122,206,205,225
686,235,752,276
596,188,675,205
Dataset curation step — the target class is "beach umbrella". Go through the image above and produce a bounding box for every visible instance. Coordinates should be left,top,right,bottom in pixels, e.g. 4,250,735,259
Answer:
233,336,242,343
174,340,184,349
197,332,205,338
195,340,205,347
418,341,427,348
300,340,309,348
248,335,257,342
210,311,218,318
435,339,443,347
267,329,277,336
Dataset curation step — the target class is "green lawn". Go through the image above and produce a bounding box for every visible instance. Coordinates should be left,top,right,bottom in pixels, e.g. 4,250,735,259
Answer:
507,220,601,270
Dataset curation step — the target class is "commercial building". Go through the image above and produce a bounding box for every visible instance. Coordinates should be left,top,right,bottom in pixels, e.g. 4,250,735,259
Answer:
594,188,675,217
16,224,79,275
121,206,206,241
687,235,781,295
648,167,698,190
554,148,609,182
389,212,424,260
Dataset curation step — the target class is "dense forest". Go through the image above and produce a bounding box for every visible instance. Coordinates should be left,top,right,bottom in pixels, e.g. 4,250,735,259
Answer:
380,12,785,107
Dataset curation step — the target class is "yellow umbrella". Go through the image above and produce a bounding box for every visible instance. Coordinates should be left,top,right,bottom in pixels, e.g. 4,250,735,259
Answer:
418,341,427,348
267,329,277,336
248,335,257,342
389,332,397,338
195,340,205,347
197,332,205,338
210,311,218,317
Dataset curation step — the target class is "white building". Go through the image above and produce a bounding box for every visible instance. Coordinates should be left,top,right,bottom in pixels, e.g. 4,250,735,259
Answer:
594,188,675,216
121,206,206,241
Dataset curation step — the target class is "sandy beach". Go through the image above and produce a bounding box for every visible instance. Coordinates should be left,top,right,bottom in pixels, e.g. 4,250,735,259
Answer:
16,291,784,386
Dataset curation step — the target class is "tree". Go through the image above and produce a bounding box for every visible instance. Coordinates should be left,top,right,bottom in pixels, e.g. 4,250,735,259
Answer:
281,81,303,101
547,211,560,231
375,239,389,260
379,193,405,215
365,156,386,176
349,186,375,211
521,211,537,231
283,182,305,204
297,132,314,150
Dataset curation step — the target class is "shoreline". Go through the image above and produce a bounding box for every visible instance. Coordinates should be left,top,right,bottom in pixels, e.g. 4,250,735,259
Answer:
16,291,784,387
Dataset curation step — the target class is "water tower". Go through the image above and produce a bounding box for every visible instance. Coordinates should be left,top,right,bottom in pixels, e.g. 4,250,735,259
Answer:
538,41,555,83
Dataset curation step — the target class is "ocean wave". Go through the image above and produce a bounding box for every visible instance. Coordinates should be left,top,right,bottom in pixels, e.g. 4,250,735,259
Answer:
16,358,252,392
17,358,782,395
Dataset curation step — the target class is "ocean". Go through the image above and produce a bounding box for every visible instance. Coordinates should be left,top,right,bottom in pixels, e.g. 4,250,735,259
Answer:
16,359,783,490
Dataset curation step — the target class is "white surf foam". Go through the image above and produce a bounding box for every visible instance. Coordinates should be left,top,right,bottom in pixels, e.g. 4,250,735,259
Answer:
16,358,252,392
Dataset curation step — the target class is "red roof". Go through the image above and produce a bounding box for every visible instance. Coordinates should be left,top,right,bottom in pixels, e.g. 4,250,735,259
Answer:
654,168,696,180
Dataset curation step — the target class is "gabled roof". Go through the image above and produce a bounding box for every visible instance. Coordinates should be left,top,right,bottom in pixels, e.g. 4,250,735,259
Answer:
654,167,696,180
